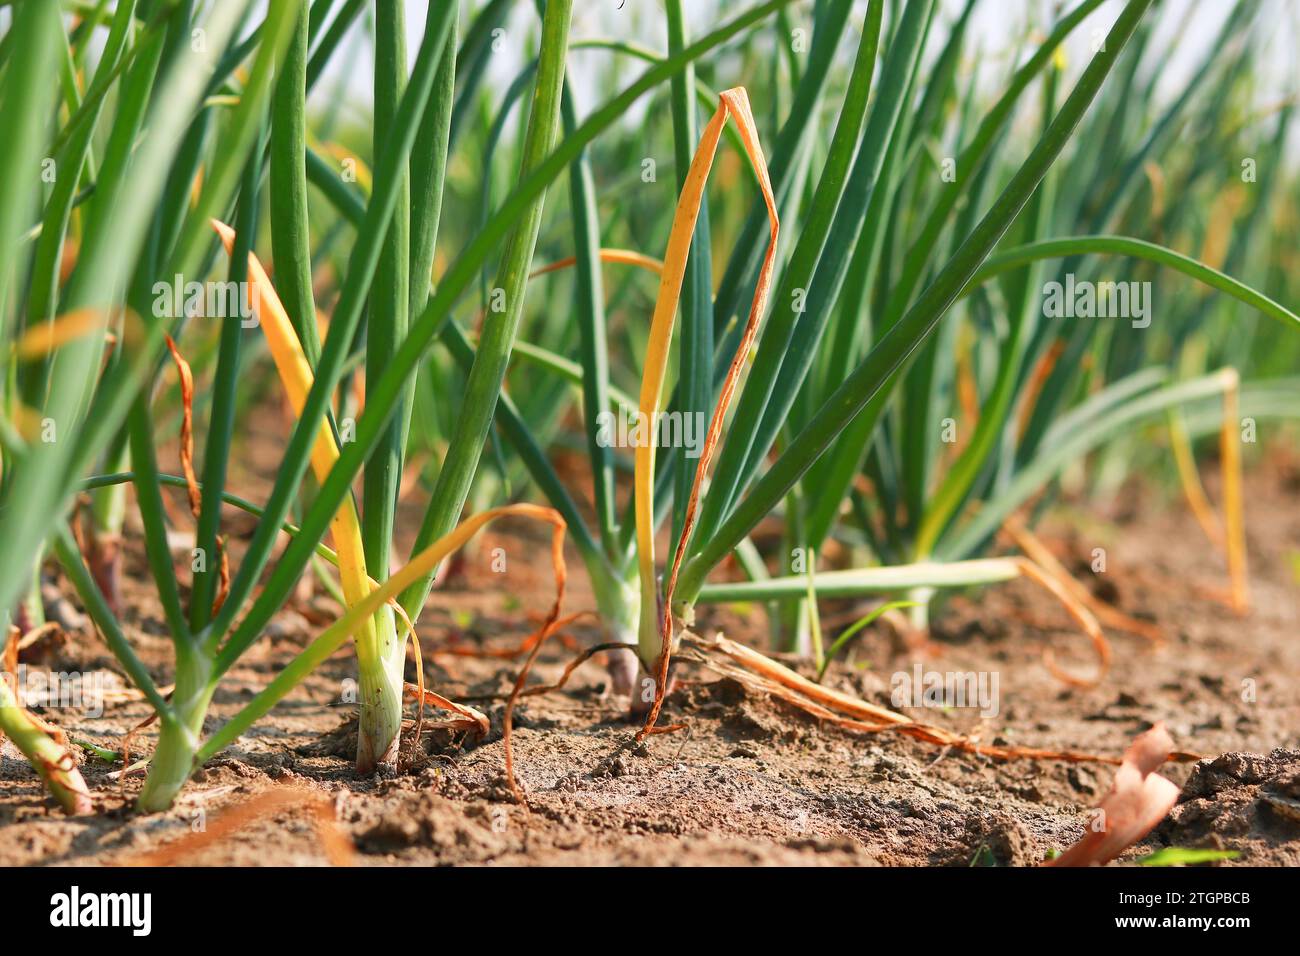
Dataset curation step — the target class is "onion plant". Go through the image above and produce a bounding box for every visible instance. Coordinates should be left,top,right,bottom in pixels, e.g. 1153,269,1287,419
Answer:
1,0,274,811
2,0,1298,816
408,0,1298,718
1,0,524,809
653,0,1297,707
0,0,812,812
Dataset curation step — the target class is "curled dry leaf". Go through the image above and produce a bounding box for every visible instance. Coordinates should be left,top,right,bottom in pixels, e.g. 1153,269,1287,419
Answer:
501,510,570,803
1013,556,1112,688
121,785,355,867
1002,516,1163,644
1044,722,1180,867
164,334,230,615
685,632,1125,765
636,87,780,739
1218,370,1249,614
402,683,489,737
433,610,593,659
163,335,201,517
530,247,663,279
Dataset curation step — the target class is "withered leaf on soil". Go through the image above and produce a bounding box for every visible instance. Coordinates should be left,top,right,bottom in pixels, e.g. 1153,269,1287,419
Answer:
1044,722,1180,867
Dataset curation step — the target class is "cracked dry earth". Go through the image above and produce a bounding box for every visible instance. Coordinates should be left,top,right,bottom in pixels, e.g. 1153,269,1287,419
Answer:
2,459,1298,866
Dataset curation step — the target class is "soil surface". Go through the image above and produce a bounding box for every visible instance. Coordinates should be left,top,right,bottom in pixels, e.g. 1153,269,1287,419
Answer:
2,451,1297,867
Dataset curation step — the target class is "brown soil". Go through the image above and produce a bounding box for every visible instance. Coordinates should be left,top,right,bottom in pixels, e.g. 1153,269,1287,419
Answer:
2,455,1297,867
